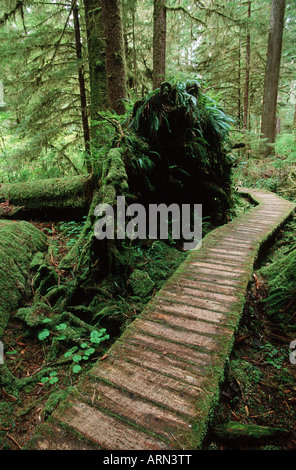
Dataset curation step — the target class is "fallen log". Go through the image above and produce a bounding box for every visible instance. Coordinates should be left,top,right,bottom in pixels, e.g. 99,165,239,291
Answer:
0,174,94,220
213,421,289,442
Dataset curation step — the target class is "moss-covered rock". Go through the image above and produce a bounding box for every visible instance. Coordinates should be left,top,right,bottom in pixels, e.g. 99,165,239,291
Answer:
15,302,52,328
128,269,155,297
0,220,46,337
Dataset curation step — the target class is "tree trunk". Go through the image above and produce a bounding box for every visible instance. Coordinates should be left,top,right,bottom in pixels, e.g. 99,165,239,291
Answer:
83,0,108,162
261,0,286,155
73,0,92,173
237,31,242,129
101,0,127,115
243,0,251,130
0,175,94,219
132,3,138,96
153,0,166,89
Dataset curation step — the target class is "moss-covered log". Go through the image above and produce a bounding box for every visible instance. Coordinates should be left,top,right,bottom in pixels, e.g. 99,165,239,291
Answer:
0,220,47,338
60,147,129,274
213,421,289,441
0,174,94,220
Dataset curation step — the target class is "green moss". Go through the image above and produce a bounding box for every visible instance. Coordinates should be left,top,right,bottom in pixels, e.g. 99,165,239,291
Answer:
0,220,46,337
128,269,154,297
60,148,128,273
43,389,71,420
213,421,289,440
29,251,45,271
0,174,93,217
100,147,129,205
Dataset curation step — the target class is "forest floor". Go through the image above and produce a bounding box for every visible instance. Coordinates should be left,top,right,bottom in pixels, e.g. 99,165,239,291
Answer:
1,211,296,451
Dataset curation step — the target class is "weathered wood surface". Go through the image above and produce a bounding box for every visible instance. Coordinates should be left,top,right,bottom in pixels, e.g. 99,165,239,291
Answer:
31,188,295,450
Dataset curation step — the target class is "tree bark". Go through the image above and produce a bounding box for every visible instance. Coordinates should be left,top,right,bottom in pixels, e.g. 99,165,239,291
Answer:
73,0,92,173
243,0,251,130
101,0,127,115
261,0,286,155
153,0,166,89
83,0,108,159
237,32,242,129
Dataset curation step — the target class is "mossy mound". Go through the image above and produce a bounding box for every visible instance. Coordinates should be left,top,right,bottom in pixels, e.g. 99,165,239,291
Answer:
260,247,296,326
126,79,234,225
0,220,46,337
128,269,155,297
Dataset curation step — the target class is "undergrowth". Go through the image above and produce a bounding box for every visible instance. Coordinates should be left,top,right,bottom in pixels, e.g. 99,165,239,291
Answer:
231,131,296,203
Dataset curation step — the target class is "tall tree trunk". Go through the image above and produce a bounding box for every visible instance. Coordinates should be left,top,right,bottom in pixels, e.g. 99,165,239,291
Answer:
243,0,251,130
261,0,286,155
238,31,242,129
101,0,127,115
83,0,108,168
73,0,92,173
132,3,138,96
153,0,166,89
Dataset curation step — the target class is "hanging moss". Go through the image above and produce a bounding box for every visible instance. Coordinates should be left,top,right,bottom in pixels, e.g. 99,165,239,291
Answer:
0,220,47,337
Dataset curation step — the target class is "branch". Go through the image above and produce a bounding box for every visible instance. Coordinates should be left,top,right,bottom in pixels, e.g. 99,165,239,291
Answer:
47,143,80,174
97,113,125,147
0,0,24,26
165,5,207,26
193,0,242,24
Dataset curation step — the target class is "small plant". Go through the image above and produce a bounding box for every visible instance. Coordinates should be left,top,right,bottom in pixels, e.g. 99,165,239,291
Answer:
38,320,110,377
58,220,85,247
263,342,287,370
40,371,59,385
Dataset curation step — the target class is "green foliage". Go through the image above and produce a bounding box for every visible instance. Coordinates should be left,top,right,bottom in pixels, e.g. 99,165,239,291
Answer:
0,2,86,181
260,238,296,328
232,131,296,202
38,318,110,377
125,79,234,227
0,220,46,338
262,342,288,370
41,371,59,385
58,219,86,247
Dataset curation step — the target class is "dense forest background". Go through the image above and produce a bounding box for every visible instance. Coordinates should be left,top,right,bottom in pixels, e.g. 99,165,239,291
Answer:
0,0,295,196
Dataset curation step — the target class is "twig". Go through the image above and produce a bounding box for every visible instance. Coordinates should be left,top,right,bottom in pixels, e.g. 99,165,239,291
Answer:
6,433,22,449
96,112,125,146
166,5,206,26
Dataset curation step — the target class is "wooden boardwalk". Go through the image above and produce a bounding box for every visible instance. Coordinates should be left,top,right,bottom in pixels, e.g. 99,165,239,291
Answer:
32,188,295,451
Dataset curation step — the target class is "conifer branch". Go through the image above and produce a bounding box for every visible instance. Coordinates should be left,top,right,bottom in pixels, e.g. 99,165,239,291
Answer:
165,5,207,26
0,0,24,26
